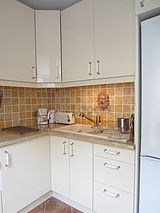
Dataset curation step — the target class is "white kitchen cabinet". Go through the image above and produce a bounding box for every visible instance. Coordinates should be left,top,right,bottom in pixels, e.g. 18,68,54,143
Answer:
50,136,93,210
94,144,135,213
0,0,36,82
1,136,50,213
50,136,70,198
61,0,94,82
94,182,133,213
94,0,135,79
70,139,92,209
136,0,160,15
35,11,61,83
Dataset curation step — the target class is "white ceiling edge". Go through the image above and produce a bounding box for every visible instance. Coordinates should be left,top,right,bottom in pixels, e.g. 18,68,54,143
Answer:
18,0,82,10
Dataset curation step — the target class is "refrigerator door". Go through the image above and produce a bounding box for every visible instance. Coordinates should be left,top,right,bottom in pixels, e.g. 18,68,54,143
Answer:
139,156,160,213
141,15,160,158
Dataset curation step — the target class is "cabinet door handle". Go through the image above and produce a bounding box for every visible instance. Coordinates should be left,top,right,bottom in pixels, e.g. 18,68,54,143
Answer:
104,162,120,170
96,60,100,75
5,151,10,167
32,66,37,79
70,143,74,157
103,189,120,198
88,62,92,76
140,0,144,7
104,148,120,155
63,141,67,155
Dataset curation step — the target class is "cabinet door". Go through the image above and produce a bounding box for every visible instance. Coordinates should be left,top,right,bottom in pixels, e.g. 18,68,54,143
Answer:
1,136,50,213
94,0,135,79
50,136,69,198
70,140,93,209
0,0,36,82
136,0,160,15
36,11,61,83
62,0,94,82
94,182,133,213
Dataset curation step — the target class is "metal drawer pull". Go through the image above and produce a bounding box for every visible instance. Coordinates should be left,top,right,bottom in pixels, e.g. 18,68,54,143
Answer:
5,151,10,167
103,189,120,198
63,141,67,155
140,0,144,7
96,60,100,75
104,162,120,170
70,143,74,157
104,149,120,155
88,62,92,76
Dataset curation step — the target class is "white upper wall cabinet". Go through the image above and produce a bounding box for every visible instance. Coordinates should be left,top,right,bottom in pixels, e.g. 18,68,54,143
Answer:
136,0,160,15
0,0,36,82
94,0,135,79
61,0,94,82
35,11,61,83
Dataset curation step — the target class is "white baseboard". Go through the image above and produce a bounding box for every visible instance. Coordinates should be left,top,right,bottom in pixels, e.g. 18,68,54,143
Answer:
18,191,95,213
51,191,94,213
18,191,52,213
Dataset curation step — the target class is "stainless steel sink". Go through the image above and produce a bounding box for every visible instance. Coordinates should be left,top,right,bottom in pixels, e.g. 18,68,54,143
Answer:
1,126,40,135
87,128,130,142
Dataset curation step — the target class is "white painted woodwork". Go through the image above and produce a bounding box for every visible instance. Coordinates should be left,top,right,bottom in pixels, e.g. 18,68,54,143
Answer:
35,10,61,83
1,136,50,213
94,0,135,79
0,192,2,213
94,182,133,213
94,144,135,164
136,0,160,14
50,136,70,198
69,139,92,209
94,156,134,193
0,0,36,82
61,0,94,82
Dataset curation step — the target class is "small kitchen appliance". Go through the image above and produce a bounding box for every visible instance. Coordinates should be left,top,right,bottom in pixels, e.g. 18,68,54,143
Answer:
37,108,48,125
48,110,56,124
55,112,75,125
118,115,129,133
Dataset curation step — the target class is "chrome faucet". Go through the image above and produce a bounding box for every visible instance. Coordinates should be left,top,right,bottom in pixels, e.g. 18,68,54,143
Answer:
79,112,101,127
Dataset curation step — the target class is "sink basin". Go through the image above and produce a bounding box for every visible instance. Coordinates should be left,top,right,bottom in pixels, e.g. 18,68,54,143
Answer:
87,128,129,142
56,124,129,143
55,124,94,134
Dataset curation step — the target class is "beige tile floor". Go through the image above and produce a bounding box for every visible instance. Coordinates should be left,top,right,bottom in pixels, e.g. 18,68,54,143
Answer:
29,197,82,213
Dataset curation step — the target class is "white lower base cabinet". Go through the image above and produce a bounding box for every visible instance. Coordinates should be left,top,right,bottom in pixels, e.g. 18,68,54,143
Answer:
70,139,92,209
50,136,93,210
94,182,133,213
1,136,50,213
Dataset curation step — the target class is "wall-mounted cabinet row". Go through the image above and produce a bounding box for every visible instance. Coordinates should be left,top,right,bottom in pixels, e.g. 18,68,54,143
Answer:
1,0,159,84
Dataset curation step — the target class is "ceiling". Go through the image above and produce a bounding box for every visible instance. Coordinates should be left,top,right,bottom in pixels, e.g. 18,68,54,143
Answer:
18,0,82,10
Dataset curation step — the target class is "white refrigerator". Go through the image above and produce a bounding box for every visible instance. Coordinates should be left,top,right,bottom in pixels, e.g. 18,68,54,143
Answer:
140,15,160,213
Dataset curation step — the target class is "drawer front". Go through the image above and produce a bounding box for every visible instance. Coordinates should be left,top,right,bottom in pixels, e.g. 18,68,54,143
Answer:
94,144,134,164
94,156,134,193
94,182,133,213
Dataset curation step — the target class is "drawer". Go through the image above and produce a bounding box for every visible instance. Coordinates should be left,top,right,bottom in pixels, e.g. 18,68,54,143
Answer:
94,182,133,213
94,156,134,193
94,144,135,164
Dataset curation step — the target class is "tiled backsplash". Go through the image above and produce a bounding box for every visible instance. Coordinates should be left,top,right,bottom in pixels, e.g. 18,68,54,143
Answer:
0,82,134,129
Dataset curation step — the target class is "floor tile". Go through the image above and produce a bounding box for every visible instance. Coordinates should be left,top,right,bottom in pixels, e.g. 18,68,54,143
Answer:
28,197,82,213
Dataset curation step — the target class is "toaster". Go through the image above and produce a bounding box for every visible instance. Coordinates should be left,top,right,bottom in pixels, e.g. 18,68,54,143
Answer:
55,112,75,125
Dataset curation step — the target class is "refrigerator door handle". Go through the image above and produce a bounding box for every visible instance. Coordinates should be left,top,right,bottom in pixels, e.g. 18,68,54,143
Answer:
141,155,160,161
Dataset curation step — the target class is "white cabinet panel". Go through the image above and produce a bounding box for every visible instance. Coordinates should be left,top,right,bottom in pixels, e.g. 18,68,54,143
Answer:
36,11,61,83
1,136,50,213
136,0,160,14
0,0,36,82
62,0,94,82
94,182,133,213
94,156,134,193
94,144,135,164
94,0,135,79
70,139,92,209
50,136,69,198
